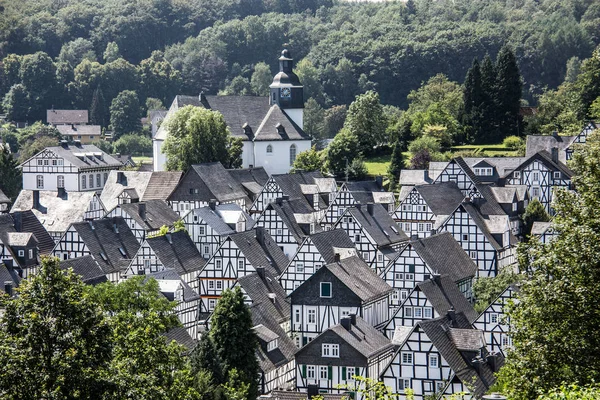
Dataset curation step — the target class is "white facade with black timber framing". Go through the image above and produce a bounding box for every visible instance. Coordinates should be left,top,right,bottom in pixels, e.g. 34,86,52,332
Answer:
565,121,597,160
472,285,517,357
433,158,480,198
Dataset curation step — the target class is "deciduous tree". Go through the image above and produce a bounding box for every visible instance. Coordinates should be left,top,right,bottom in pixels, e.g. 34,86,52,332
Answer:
344,90,386,155
110,90,143,139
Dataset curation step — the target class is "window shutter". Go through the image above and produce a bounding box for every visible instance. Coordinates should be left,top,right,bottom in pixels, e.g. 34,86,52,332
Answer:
342,367,346,380
328,366,332,380
408,264,415,273
302,365,307,378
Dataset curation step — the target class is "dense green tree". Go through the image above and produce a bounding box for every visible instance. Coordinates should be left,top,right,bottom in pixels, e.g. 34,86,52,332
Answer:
495,45,523,138
163,106,238,171
303,98,325,145
564,56,582,83
210,287,259,400
521,198,551,237
146,97,165,113
347,157,368,181
472,267,521,313
388,139,404,185
326,128,360,178
138,51,182,105
225,136,243,169
58,38,96,67
17,122,61,161
322,105,347,138
103,42,121,63
291,147,324,173
2,84,30,122
90,86,108,127
113,134,152,156
572,45,600,119
463,58,485,143
191,334,224,387
221,76,252,96
0,146,22,201
497,133,600,399
19,51,57,120
295,58,326,105
2,54,22,92
0,257,112,399
91,140,114,154
539,385,600,400
250,62,271,96
344,90,386,155
110,90,143,139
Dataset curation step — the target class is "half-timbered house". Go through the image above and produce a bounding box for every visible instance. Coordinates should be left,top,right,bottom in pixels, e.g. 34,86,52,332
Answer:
20,141,121,192
124,230,206,292
381,232,478,307
392,182,464,238
11,189,105,242
383,274,478,339
254,197,317,259
0,263,20,296
432,157,480,197
279,229,357,295
229,167,270,203
320,180,394,230
381,312,503,399
504,151,572,214
530,221,557,243
183,201,254,259
105,199,180,242
290,256,392,346
148,268,201,339
472,285,517,357
295,315,394,399
167,162,250,215
52,217,140,282
198,227,289,317
333,203,408,274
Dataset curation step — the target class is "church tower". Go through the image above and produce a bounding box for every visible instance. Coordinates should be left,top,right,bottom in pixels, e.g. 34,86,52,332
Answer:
270,49,304,129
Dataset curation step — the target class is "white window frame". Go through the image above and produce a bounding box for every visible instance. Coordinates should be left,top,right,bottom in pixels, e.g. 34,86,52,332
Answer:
237,259,244,270
414,307,423,318
208,299,216,310
296,262,304,272
319,366,328,380
307,365,316,379
424,307,432,318
216,280,223,290
322,343,339,358
208,280,215,289
36,175,44,189
320,282,332,298
490,313,498,324
346,367,355,381
18,250,24,257
57,175,64,188
401,352,413,365
215,259,222,269
429,354,438,368
513,171,521,179
199,226,206,236
307,308,316,324
404,307,412,318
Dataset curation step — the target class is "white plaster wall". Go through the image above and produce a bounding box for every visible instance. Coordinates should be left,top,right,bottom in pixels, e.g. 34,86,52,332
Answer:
23,173,79,191
284,108,304,129
254,140,311,175
153,139,167,171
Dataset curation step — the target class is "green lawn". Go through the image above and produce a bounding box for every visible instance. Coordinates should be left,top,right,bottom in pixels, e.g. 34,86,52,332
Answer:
132,156,152,164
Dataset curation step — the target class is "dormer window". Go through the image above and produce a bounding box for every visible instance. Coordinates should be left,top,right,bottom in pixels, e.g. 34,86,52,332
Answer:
267,339,278,352
553,171,561,179
474,167,493,176
513,171,521,179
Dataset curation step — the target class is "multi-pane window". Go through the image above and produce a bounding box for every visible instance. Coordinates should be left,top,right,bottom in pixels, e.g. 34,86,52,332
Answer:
490,313,498,324
89,175,94,188
104,172,108,184
401,352,413,365
36,175,44,189
399,379,411,391
346,367,355,381
296,262,304,272
429,354,438,367
405,307,413,318
414,307,422,318
307,366,316,379
424,307,433,318
208,280,215,289
533,172,540,181
208,299,216,310
57,175,64,188
307,309,316,324
319,366,328,380
237,260,244,270
322,343,339,357
401,290,409,300
96,174,101,187
199,226,206,235
289,144,297,166
513,171,521,179
216,280,222,290
215,259,222,269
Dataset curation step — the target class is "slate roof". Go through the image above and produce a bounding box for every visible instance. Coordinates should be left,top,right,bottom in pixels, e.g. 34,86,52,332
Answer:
531,221,553,236
228,167,270,198
261,391,346,400
164,326,196,351
144,171,183,200
5,232,33,246
417,275,478,322
148,268,200,302
471,184,508,216
71,217,140,275
111,154,136,166
347,204,408,247
60,255,108,285
26,144,121,170
0,263,20,293
399,170,432,186
12,210,54,255
327,316,393,358
120,200,180,231
238,268,290,323
229,229,289,276
47,109,88,125
202,95,271,140
462,156,528,179
418,313,503,398
253,105,310,141
0,188,10,203
345,180,384,192
416,182,465,216
489,187,517,204
407,232,478,283
146,230,206,275
11,190,99,234
324,256,393,303
526,134,575,164
168,163,249,204
460,203,504,250
309,229,356,264
190,203,255,236
267,198,314,243
272,171,328,210
56,124,101,136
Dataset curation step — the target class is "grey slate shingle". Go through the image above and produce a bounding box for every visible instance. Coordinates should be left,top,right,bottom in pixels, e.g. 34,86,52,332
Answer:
328,315,393,358
119,200,180,231
146,230,206,275
417,275,478,323
230,229,289,276
60,255,108,285
415,182,465,216
348,204,408,247
309,229,356,264
324,256,393,303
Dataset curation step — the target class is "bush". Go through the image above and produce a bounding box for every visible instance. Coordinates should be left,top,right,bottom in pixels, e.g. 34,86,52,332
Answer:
503,135,523,150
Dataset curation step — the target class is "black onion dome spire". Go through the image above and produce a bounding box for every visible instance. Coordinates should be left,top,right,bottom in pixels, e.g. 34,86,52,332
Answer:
271,49,302,87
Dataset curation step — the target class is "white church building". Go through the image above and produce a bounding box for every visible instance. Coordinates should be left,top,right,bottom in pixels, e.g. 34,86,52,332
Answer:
153,49,311,176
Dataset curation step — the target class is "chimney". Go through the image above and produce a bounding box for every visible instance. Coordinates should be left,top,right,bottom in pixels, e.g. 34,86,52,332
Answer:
199,91,206,102
341,317,352,331
471,356,485,374
432,272,441,283
375,175,383,188
447,307,456,325
166,233,172,244
256,226,265,245
256,266,265,280
242,123,252,138
74,139,81,147
551,147,559,163
57,187,66,198
355,203,362,211
486,352,500,372
281,195,290,202
276,197,283,206
410,234,419,241
12,211,22,232
209,199,217,211
307,385,319,399
4,281,13,297
350,313,357,326
71,124,75,130
60,139,68,148
367,202,374,216
334,253,341,262
552,130,558,138
117,171,125,184
138,202,146,221
424,169,430,183
33,190,40,210
430,229,436,236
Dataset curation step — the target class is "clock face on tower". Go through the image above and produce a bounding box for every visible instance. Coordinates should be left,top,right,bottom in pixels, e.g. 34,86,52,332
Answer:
280,87,291,99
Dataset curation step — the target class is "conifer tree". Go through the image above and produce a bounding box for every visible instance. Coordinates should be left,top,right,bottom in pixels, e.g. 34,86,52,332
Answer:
0,146,21,201
480,54,500,143
90,86,107,128
388,139,404,186
496,45,523,139
463,58,485,143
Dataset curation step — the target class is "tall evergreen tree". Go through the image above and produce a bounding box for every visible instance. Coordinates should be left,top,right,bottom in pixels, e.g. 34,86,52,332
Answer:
496,45,523,139
388,139,405,187
0,146,21,201
90,86,107,128
463,58,485,143
210,287,259,400
480,54,500,143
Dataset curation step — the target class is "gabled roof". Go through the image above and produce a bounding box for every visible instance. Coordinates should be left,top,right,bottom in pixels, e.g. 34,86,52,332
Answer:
251,301,297,373
0,263,20,293
100,171,153,211
472,184,509,216
47,109,88,125
323,316,392,358
144,171,183,200
418,314,502,398
460,203,504,250
202,95,271,140
323,256,392,303
147,269,200,302
254,105,310,141
531,221,553,236
415,182,464,216
272,171,328,210
417,275,478,323
11,210,54,255
228,167,270,197
462,156,528,179
309,229,356,264
489,186,518,204
5,232,34,247
11,190,100,234
526,134,575,163
238,268,290,322
60,255,108,285
453,157,481,185
119,200,180,231
111,154,136,166
229,229,289,276
25,144,121,170
71,217,140,275
345,180,384,192
190,203,255,236
56,124,101,136
267,198,314,243
146,230,205,275
513,151,573,178
347,204,408,247
408,232,478,283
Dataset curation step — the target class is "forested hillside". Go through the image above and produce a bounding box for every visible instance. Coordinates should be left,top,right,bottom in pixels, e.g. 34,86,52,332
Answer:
0,0,598,122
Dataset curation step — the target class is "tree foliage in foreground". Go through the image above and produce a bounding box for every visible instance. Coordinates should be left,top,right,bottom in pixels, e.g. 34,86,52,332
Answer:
497,132,600,399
